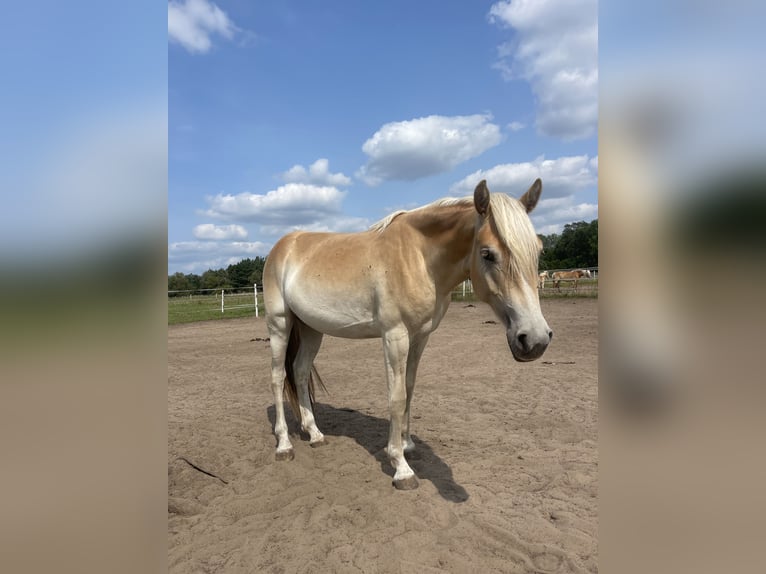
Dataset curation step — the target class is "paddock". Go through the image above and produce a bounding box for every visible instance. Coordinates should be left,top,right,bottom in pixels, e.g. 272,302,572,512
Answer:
168,298,598,573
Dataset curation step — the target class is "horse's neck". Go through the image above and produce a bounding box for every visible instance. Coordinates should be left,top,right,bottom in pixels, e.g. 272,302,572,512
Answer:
404,204,476,293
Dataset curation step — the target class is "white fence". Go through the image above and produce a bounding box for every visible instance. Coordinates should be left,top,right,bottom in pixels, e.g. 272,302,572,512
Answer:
169,268,598,320
168,284,261,316
450,279,474,301
450,267,599,300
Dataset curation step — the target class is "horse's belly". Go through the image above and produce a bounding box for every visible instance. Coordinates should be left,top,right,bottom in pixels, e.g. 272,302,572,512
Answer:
309,317,381,339
287,291,382,339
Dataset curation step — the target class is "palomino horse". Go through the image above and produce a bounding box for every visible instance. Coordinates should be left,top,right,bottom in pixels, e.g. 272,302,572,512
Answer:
538,270,549,289
263,179,552,489
551,269,592,290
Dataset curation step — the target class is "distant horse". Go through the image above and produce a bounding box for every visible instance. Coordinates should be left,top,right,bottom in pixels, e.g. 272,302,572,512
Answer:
538,270,549,289
551,269,592,290
263,179,552,489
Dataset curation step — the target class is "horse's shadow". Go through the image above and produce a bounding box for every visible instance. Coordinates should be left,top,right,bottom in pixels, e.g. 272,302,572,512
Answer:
267,403,469,503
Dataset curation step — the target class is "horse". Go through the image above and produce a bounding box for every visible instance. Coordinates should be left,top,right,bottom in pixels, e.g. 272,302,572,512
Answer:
538,270,549,289
262,179,552,489
551,269,591,290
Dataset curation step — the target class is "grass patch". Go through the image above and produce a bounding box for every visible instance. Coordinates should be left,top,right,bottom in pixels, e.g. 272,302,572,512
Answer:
168,293,262,325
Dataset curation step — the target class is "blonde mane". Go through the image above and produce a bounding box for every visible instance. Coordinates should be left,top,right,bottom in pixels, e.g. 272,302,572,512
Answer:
369,197,473,233
369,193,539,279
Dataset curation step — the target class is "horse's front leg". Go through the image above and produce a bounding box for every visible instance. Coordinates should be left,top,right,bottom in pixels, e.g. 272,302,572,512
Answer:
383,327,418,490
403,335,429,455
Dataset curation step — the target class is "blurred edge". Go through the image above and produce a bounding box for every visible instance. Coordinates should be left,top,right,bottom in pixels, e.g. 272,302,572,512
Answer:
2,2,766,573
0,2,167,573
600,2,766,573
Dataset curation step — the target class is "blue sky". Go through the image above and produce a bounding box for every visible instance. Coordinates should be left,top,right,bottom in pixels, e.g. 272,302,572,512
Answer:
0,1,167,264
169,0,598,274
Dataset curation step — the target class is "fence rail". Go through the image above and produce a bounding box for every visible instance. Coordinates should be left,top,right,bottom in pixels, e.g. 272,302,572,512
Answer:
169,268,598,324
449,267,598,301
168,284,262,324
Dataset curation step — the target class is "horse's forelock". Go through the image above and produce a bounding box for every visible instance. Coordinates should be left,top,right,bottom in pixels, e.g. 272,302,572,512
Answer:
488,193,540,281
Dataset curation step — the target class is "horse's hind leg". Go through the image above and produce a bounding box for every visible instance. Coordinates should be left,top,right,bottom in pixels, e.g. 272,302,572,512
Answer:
268,311,295,460
293,321,326,447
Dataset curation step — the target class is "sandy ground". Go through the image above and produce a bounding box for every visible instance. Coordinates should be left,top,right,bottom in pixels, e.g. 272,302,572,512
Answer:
169,298,598,573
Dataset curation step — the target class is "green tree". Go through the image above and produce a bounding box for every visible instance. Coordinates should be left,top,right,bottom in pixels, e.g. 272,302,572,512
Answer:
538,219,598,270
185,273,202,291
200,268,230,290
553,221,589,268
226,257,266,289
539,233,560,270
168,272,190,293
586,219,598,267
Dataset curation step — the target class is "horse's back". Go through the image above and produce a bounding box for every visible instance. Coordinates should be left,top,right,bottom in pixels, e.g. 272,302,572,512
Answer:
264,227,441,338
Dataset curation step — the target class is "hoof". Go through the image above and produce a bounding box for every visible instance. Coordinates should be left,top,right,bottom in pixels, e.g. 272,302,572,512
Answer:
275,448,295,461
393,475,419,490
309,437,328,448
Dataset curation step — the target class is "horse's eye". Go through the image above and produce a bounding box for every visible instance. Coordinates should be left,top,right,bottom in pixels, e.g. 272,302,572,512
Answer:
480,248,495,262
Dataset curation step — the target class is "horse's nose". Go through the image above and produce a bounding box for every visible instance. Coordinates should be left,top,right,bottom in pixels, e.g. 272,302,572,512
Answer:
512,330,550,361
516,331,551,351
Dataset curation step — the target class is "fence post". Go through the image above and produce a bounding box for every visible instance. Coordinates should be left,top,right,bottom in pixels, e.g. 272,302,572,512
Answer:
254,284,259,317
221,289,224,313
462,281,466,298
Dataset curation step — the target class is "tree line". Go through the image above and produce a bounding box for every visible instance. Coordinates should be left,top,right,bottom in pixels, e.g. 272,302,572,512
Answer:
168,257,266,293
167,219,597,292
538,219,598,271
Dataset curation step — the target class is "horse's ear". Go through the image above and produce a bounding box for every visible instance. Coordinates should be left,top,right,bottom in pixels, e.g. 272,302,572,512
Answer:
474,180,490,217
520,178,542,213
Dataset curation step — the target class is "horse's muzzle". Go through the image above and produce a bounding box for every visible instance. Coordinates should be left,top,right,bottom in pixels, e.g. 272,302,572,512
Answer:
507,328,552,362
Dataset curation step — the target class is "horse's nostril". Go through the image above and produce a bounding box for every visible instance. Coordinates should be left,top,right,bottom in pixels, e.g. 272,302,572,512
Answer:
548,330,553,341
517,332,528,350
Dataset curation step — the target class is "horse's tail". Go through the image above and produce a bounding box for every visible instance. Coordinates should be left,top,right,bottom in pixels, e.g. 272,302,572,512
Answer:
283,319,327,424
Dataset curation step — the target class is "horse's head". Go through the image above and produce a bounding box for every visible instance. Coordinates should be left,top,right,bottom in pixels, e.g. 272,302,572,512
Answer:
469,179,552,362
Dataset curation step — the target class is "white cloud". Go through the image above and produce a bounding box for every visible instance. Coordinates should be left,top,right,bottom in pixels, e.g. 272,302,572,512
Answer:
168,0,236,54
192,223,247,240
507,121,526,132
531,196,598,234
168,240,271,274
357,114,502,185
281,158,352,187
196,182,370,239
489,0,597,141
202,183,345,224
259,216,370,237
169,210,370,274
449,154,598,198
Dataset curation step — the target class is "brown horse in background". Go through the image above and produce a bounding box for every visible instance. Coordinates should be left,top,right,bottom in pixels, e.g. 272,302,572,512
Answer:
551,269,592,290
